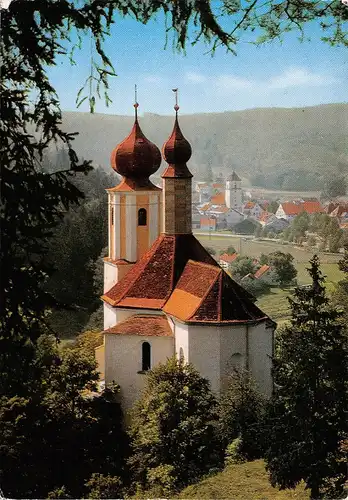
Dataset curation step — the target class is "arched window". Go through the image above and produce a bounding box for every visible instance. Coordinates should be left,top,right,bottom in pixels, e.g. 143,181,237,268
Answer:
179,347,184,361
138,208,147,226
142,342,151,371
111,207,114,226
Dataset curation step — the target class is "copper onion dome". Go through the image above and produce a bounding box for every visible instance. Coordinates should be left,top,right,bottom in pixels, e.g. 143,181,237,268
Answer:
110,101,161,186
162,104,192,165
162,94,192,179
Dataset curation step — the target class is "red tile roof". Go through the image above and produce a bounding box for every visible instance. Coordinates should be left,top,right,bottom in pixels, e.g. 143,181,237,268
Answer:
102,234,217,309
200,217,217,227
244,201,256,209
102,234,269,325
163,260,267,324
211,192,225,205
219,253,238,264
105,315,173,337
254,264,270,279
280,200,323,215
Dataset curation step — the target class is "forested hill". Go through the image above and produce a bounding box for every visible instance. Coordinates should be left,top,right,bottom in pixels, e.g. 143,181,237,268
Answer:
62,103,348,189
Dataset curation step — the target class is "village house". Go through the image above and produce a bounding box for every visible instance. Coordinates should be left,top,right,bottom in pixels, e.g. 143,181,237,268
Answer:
275,199,323,221
96,101,275,411
219,252,239,270
243,201,264,219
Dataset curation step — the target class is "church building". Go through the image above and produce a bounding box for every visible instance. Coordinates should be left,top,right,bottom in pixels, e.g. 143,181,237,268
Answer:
96,97,275,411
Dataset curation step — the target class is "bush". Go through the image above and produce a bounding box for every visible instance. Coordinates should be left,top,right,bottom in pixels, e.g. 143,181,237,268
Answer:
219,369,267,461
128,357,223,493
224,438,245,466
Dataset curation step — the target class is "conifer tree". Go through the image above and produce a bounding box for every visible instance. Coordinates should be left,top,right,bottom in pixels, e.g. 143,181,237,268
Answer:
128,357,223,495
266,255,348,499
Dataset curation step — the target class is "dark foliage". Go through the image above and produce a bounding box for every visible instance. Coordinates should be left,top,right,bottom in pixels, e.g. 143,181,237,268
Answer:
219,369,267,460
266,256,348,499
128,357,223,495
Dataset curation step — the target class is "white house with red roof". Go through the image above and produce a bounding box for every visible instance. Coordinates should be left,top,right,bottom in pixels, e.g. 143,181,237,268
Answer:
96,99,275,411
219,253,239,270
276,199,323,221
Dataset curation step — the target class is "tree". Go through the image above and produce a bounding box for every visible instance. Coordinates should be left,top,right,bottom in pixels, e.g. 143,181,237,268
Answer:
0,340,129,499
321,175,347,199
85,473,123,499
230,256,256,278
128,357,223,494
219,369,267,460
268,201,279,214
291,211,310,241
306,234,317,248
264,251,297,287
266,256,348,499
332,245,348,327
220,245,237,256
204,245,216,256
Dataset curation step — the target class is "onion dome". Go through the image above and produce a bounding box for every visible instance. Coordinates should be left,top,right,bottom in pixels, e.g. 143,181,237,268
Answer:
110,101,161,187
162,99,193,179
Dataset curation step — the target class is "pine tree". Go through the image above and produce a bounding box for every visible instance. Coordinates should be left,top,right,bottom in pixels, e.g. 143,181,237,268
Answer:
266,256,348,499
128,357,223,494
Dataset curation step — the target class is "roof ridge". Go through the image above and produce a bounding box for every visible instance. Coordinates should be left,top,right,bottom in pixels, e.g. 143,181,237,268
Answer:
185,259,221,272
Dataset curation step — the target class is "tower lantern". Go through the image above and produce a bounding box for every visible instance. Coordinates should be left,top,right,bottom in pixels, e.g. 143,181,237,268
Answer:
161,90,193,234
104,91,162,295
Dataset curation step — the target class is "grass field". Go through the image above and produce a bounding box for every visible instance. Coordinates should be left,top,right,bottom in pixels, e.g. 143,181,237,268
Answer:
195,233,341,264
178,460,309,499
195,234,344,324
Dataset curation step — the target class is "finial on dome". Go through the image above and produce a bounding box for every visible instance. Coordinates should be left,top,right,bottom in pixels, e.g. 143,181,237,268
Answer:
162,89,192,175
172,88,179,115
134,84,139,120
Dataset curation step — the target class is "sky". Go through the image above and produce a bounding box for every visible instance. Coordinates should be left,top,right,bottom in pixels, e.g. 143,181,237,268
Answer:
34,4,348,115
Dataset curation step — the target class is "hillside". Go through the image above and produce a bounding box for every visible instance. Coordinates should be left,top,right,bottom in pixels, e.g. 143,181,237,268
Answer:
177,460,309,499
61,103,348,187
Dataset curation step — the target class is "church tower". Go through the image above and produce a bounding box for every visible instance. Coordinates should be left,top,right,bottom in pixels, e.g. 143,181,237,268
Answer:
162,95,193,234
104,96,162,296
225,171,242,211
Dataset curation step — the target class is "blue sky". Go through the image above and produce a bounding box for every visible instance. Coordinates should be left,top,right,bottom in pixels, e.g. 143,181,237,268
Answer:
47,9,347,116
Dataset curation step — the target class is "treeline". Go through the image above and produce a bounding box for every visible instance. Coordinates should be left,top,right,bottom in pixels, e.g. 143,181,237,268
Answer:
1,255,347,499
42,149,115,336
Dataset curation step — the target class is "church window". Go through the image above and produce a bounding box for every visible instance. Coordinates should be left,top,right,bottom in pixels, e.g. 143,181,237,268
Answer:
111,207,114,226
138,208,147,226
142,342,151,371
179,347,184,360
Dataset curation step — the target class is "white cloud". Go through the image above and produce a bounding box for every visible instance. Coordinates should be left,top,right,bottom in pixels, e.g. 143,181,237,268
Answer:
0,0,12,7
216,75,253,91
268,67,338,89
185,71,207,83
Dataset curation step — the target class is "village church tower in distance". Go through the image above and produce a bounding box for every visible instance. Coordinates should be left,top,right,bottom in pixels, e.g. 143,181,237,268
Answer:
96,95,275,411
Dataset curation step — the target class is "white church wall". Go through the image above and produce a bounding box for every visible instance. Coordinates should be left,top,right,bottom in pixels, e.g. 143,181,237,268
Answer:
104,334,174,410
187,325,221,394
219,325,247,389
104,303,117,330
173,321,189,360
104,261,117,294
248,322,273,396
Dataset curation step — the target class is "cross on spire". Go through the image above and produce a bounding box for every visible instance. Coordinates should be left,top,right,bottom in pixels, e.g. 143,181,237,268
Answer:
134,84,139,120
172,88,179,114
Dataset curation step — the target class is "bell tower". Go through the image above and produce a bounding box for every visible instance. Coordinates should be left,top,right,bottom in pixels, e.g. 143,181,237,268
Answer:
225,171,242,211
162,90,193,235
104,90,162,295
